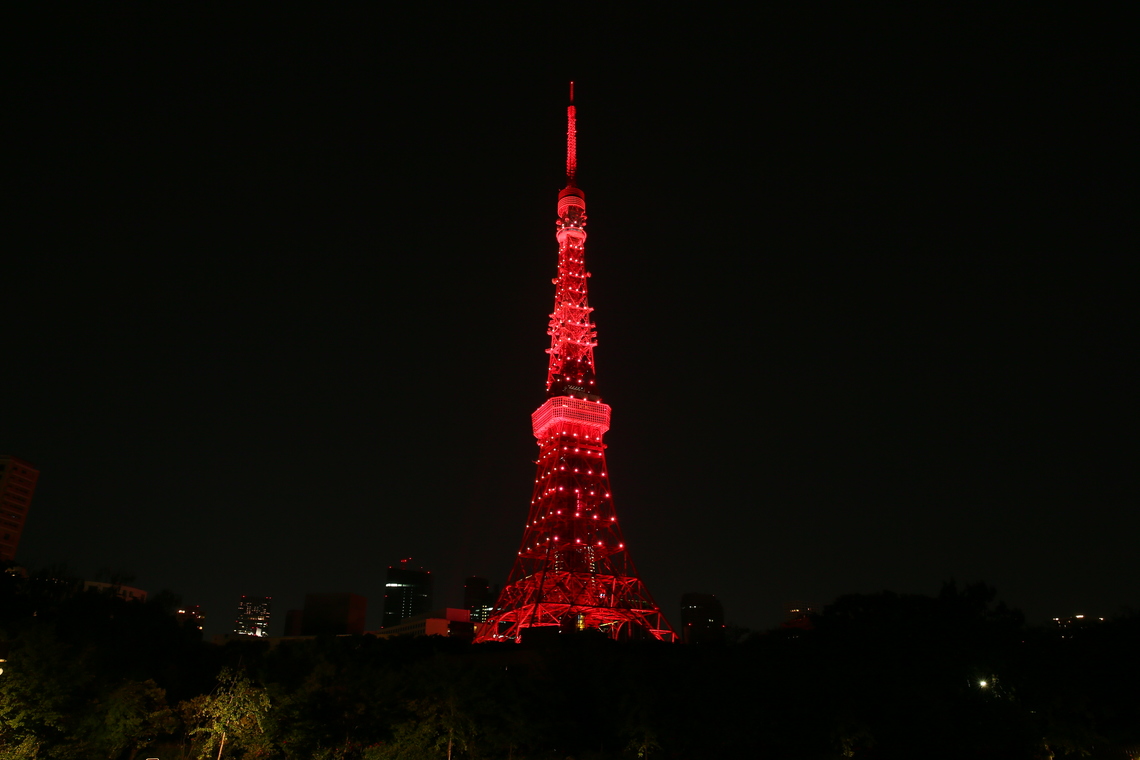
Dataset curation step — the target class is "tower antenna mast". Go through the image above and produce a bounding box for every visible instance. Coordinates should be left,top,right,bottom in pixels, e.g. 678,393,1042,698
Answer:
567,81,577,185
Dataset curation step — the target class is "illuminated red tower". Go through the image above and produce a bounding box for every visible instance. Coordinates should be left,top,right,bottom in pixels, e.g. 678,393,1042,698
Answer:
476,84,676,643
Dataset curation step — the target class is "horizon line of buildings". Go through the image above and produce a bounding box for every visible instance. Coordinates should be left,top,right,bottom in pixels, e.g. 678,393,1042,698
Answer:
8,454,1108,646
228,561,732,644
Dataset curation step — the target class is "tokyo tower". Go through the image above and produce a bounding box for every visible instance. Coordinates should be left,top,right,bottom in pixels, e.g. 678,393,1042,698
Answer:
475,84,676,643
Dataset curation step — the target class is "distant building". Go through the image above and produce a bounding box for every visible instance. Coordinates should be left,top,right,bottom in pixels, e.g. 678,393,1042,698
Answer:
83,580,148,602
374,608,474,639
235,595,272,637
0,455,38,563
464,576,497,624
176,605,206,632
382,559,433,628
1051,614,1106,639
284,609,304,637
301,593,367,636
680,593,725,644
782,601,818,630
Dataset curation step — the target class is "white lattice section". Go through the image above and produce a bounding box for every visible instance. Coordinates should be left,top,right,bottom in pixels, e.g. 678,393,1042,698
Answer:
532,396,611,439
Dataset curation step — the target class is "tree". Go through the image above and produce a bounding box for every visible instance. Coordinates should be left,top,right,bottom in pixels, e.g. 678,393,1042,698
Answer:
97,679,177,760
0,734,41,760
368,696,477,760
186,668,271,759
0,626,90,755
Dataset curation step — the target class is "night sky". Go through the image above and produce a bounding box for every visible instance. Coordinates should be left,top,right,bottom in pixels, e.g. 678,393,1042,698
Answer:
7,8,1135,638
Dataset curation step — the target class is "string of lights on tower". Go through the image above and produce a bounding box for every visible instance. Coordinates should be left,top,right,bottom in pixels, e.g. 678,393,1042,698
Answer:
475,84,677,643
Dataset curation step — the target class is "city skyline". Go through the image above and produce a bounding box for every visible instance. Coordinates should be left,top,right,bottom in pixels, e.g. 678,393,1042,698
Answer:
5,8,1134,638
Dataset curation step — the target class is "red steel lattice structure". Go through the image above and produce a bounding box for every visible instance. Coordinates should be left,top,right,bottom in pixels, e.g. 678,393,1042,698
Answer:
476,85,676,643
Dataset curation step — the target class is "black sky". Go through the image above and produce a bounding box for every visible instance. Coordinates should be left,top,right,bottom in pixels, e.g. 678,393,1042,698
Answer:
6,8,1136,637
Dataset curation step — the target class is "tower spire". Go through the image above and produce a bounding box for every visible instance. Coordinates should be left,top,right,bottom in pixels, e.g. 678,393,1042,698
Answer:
566,81,577,186
474,87,676,645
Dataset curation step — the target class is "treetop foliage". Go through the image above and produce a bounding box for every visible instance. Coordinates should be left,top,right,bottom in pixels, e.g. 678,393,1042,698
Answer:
1,567,1136,759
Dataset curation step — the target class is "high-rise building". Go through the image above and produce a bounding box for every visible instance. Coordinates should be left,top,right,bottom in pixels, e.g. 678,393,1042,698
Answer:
680,593,726,644
284,609,304,636
474,85,676,643
0,455,38,563
464,576,496,624
301,593,367,636
382,559,433,628
234,595,272,637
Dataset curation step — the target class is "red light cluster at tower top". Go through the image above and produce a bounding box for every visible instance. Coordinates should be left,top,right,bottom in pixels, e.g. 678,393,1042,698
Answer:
475,85,676,643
